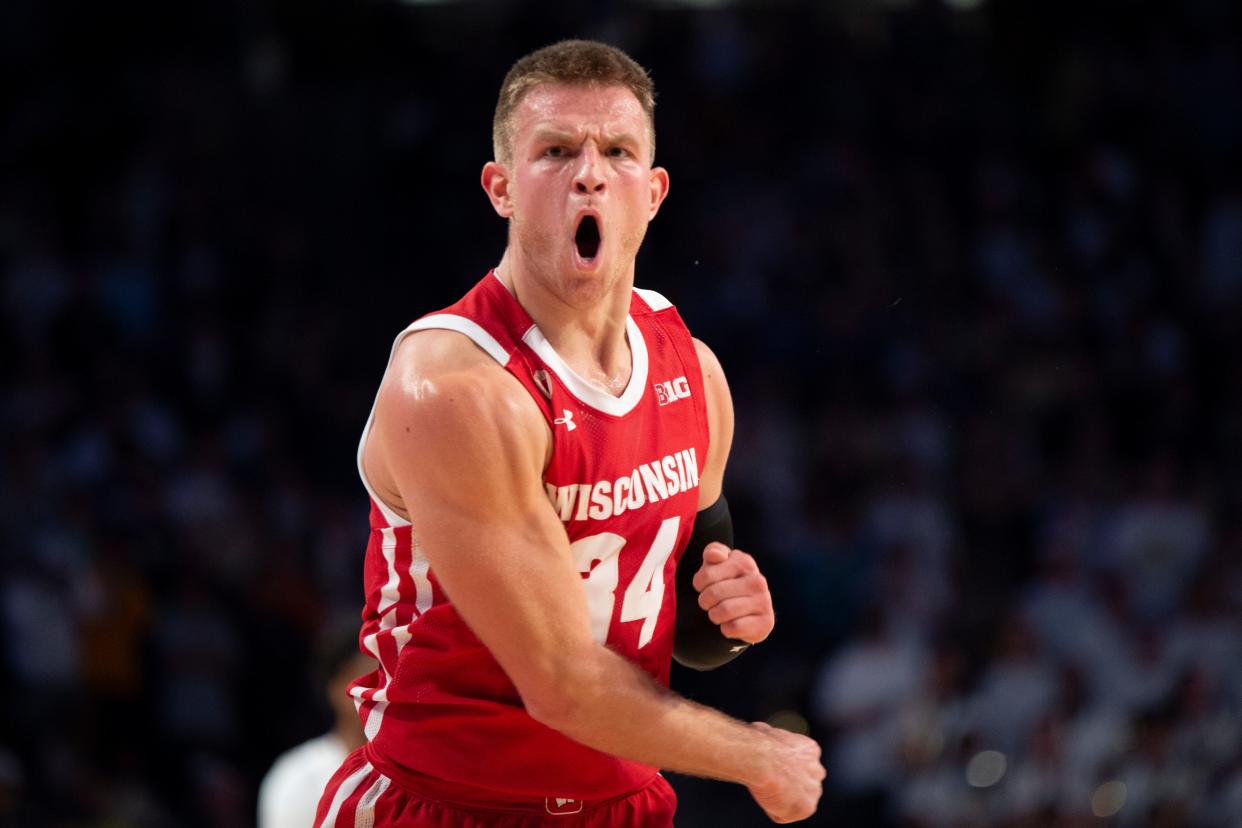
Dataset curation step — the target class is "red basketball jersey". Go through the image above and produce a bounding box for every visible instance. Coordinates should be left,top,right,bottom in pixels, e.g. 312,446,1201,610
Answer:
347,271,710,803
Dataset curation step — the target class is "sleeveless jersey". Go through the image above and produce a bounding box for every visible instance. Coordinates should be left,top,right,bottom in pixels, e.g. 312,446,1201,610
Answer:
347,271,710,803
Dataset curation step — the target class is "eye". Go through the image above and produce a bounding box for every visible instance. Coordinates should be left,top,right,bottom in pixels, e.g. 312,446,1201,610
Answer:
606,147,629,158
545,146,566,158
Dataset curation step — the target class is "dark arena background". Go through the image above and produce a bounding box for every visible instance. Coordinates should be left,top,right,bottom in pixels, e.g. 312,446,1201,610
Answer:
3,0,1242,825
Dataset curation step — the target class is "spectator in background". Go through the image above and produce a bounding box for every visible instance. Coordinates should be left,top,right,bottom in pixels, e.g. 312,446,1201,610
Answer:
813,604,925,824
967,614,1057,757
258,625,372,828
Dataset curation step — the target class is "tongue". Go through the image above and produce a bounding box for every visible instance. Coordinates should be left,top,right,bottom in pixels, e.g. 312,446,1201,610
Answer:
575,217,601,259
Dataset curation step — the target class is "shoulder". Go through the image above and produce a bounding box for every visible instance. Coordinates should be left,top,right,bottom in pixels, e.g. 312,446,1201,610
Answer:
373,327,549,494
692,338,731,420
692,338,726,385
382,327,543,433
390,326,510,385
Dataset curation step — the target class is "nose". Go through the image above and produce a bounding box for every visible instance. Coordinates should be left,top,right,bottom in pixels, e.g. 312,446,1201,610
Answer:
573,145,606,194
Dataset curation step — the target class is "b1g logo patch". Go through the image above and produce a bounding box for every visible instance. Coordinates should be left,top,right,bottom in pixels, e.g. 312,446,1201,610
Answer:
654,376,691,406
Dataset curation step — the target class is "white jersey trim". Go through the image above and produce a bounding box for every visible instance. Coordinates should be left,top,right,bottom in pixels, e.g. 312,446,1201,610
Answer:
375,528,401,614
363,700,387,741
354,773,392,828
356,315,513,528
522,315,649,417
317,762,373,828
406,313,511,365
633,287,673,311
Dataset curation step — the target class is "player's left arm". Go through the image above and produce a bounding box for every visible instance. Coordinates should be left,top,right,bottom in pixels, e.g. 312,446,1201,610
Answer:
673,338,775,671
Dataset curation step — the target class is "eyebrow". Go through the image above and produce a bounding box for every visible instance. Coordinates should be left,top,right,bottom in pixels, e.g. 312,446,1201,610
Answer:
532,128,576,144
531,126,643,147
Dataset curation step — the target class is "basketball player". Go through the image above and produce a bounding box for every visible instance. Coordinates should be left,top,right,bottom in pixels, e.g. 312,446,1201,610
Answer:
315,40,824,826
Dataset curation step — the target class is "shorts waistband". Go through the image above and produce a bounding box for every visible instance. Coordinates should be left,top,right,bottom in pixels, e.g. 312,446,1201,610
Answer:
362,743,658,816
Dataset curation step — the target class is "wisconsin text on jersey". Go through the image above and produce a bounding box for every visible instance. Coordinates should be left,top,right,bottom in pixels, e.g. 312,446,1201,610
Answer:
544,448,701,522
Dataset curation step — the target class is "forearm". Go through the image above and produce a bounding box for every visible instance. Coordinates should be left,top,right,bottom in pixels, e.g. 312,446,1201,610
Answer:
530,644,775,789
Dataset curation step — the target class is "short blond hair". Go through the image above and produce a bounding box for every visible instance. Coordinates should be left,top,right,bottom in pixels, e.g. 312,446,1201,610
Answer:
492,40,656,165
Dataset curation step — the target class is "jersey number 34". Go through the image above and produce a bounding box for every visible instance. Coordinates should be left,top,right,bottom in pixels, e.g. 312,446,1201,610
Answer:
570,517,681,649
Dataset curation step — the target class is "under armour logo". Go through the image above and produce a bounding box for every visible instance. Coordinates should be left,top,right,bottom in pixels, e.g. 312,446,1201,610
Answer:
553,410,576,432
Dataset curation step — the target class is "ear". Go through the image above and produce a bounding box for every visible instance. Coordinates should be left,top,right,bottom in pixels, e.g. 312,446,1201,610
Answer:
482,161,514,218
647,166,670,220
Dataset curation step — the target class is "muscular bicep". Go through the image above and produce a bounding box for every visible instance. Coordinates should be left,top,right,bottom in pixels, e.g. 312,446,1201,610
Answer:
693,338,735,509
370,346,595,707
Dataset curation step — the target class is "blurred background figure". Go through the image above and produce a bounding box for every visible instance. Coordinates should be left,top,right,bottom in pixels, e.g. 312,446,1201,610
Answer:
3,0,1242,825
257,623,371,828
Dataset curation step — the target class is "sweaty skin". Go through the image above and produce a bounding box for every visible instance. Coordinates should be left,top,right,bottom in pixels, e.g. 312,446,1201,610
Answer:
362,82,823,824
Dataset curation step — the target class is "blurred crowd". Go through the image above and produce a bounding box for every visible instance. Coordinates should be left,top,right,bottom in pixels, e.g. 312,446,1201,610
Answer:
2,0,1241,826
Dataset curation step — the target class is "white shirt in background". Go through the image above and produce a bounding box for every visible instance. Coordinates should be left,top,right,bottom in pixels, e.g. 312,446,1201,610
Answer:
257,733,348,828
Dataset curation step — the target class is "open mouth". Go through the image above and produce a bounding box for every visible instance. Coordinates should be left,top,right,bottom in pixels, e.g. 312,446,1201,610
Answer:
574,215,601,262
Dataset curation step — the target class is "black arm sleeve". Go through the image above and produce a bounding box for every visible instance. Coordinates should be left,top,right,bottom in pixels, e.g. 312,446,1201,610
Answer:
673,495,751,671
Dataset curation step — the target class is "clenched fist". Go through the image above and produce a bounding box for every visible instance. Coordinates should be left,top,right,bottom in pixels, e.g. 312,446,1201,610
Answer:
747,722,825,823
692,542,775,644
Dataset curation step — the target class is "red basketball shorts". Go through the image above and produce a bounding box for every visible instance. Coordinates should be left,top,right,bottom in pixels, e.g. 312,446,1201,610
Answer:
314,746,677,827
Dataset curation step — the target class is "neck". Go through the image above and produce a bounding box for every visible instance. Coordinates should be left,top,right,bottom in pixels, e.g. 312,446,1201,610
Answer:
495,248,634,390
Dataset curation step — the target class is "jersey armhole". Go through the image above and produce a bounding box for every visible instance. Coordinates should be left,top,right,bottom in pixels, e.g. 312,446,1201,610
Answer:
357,315,515,528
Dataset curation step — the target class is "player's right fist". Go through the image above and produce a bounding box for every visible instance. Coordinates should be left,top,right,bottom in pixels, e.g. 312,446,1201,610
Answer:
746,721,825,824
